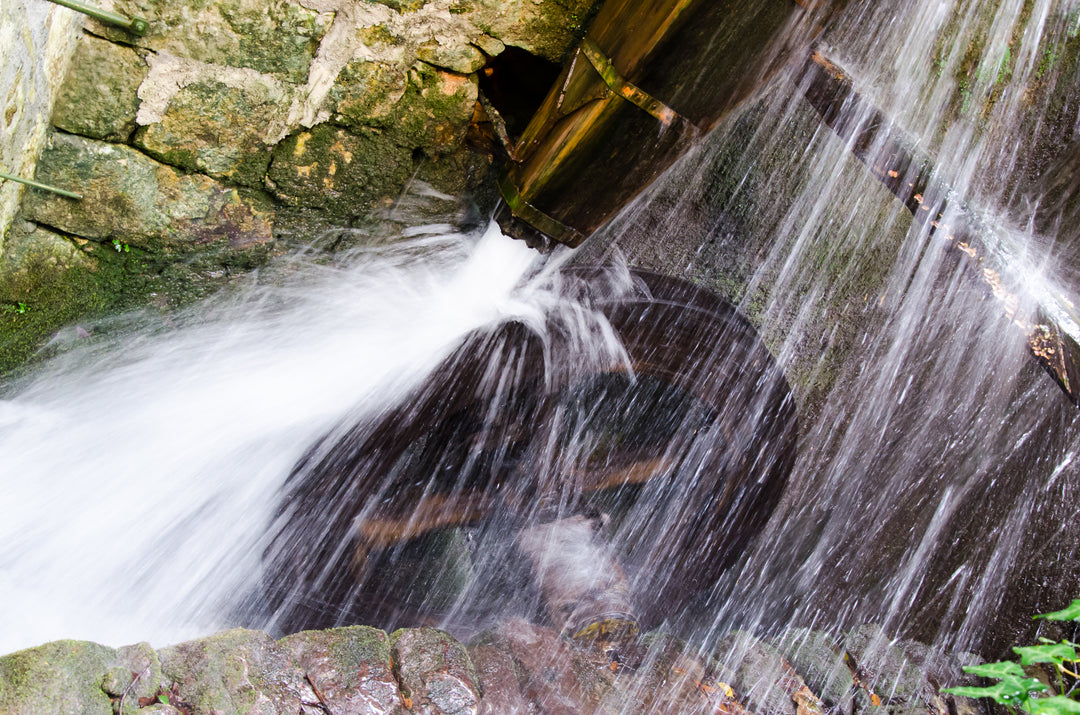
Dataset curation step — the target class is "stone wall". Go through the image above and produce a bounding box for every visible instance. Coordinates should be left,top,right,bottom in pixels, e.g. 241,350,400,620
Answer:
0,2,80,253
0,0,595,372
0,621,979,715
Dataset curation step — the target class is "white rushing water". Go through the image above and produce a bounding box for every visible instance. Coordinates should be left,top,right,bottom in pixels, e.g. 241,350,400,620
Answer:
0,224,552,654
1,0,1078,663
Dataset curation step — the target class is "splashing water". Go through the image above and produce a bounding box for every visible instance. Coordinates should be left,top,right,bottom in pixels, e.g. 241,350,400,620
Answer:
1,0,1078,665
584,0,1080,656
0,224,554,654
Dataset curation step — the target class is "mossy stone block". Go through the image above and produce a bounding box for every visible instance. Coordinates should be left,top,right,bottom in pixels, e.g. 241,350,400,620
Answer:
0,639,117,715
282,626,403,714
158,628,306,714
388,65,478,156
0,221,94,299
97,0,332,83
330,59,410,128
331,60,477,158
773,628,861,714
390,627,479,714
417,40,486,74
469,0,598,61
266,124,414,219
52,33,146,142
134,76,285,186
22,132,275,252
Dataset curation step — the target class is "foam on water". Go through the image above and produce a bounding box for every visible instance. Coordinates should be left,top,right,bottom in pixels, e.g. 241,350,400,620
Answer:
0,224,545,654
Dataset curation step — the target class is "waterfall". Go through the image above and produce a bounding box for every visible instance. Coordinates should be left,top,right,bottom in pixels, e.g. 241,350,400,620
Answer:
1,0,1078,661
585,0,1080,655
0,224,550,653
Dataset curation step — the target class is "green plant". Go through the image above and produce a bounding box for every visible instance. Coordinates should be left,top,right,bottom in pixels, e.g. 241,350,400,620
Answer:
111,238,130,253
943,599,1080,715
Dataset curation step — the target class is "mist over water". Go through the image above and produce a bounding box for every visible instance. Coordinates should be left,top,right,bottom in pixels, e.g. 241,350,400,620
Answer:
0,224,553,654
1,0,1079,664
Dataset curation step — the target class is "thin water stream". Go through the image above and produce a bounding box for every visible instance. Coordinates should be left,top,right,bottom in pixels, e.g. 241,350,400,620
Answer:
1,0,1078,664
586,0,1080,656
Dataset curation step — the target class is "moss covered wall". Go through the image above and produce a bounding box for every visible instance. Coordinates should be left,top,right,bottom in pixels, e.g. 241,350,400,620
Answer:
0,0,598,374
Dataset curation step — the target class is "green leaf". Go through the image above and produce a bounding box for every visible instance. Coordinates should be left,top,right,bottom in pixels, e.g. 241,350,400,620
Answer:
944,676,1047,706
1036,600,1080,622
964,661,1029,679
1015,644,1079,666
1025,696,1080,715
943,685,1017,700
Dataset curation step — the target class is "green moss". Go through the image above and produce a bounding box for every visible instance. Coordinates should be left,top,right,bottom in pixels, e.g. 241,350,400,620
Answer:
0,218,278,377
265,124,416,220
0,640,117,715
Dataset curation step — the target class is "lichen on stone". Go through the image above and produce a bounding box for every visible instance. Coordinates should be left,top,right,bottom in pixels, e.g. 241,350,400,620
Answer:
51,33,147,143
134,75,288,186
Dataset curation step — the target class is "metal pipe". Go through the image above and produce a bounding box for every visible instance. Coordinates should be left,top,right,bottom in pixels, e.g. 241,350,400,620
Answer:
0,170,82,200
44,0,149,36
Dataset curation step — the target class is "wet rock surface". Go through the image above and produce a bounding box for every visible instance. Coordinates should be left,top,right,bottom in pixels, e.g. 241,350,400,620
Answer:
0,621,983,715
283,625,403,714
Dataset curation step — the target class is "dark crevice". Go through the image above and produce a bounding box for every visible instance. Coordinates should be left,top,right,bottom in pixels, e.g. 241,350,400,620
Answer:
478,47,561,141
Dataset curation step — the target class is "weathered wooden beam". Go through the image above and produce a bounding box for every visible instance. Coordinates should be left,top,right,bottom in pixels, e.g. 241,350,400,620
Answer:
494,0,811,248
798,50,1080,405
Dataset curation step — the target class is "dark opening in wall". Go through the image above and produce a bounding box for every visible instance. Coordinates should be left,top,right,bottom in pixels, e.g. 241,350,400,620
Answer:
478,47,562,141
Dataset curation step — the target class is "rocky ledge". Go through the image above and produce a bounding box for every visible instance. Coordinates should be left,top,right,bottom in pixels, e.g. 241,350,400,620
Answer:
0,620,981,715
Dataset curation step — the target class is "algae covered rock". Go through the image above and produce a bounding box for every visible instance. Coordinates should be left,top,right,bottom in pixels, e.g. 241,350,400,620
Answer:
22,132,275,252
282,625,404,714
391,627,480,714
51,33,146,142
0,639,117,715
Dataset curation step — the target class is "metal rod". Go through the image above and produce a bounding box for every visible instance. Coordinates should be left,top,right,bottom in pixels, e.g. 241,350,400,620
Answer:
44,0,149,36
0,170,82,200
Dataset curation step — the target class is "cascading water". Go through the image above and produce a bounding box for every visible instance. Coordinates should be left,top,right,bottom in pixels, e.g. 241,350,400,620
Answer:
583,0,1080,656
1,0,1078,674
0,223,556,654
